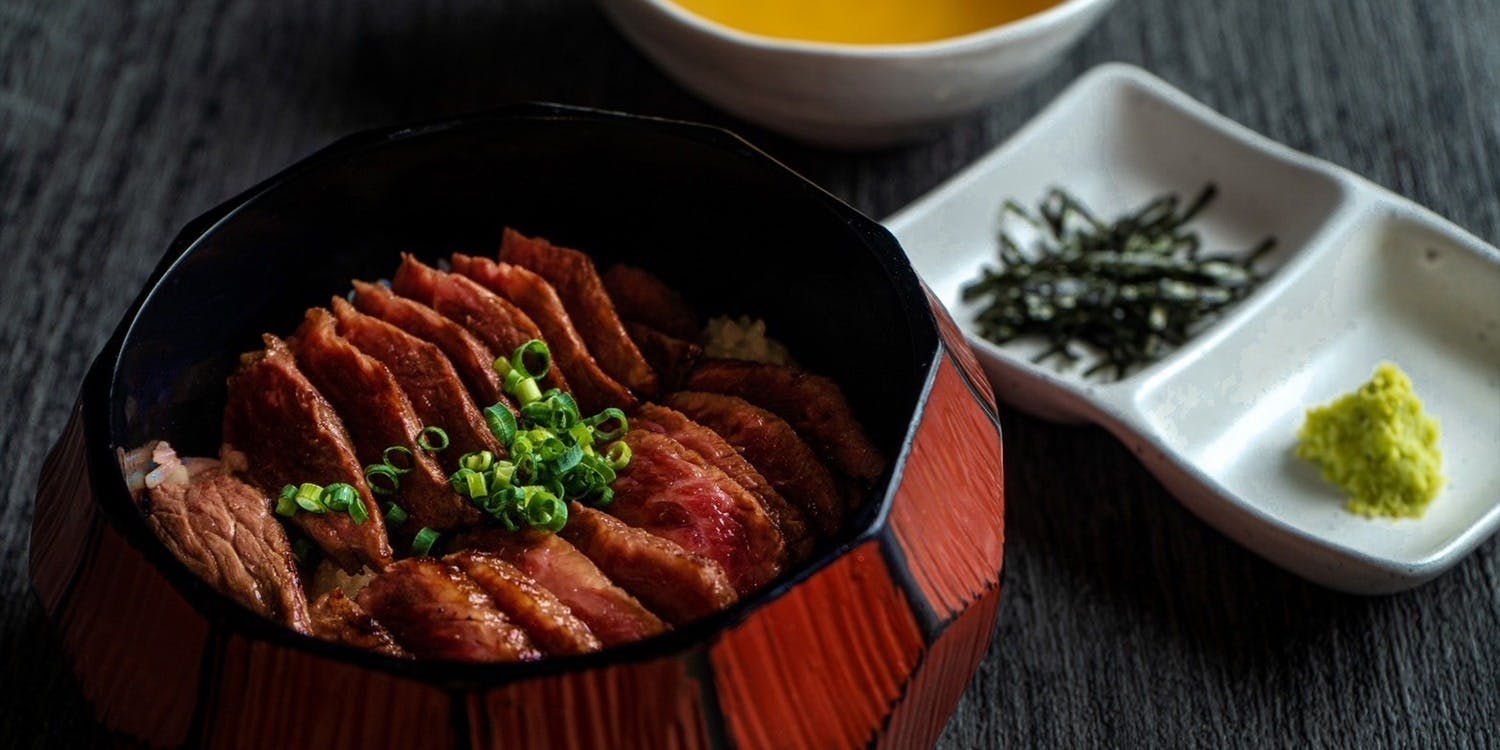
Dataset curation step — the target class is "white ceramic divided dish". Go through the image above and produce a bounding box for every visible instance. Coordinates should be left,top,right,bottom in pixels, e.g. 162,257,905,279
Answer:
595,0,1115,148
886,63,1500,594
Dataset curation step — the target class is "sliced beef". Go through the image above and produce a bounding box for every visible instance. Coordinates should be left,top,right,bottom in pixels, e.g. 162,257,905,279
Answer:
500,229,657,396
602,263,699,341
291,308,480,531
454,529,665,647
609,430,783,593
310,590,409,658
561,503,736,625
391,254,568,394
133,442,312,632
447,551,602,656
664,391,844,538
633,403,813,561
332,296,502,470
626,322,701,392
223,335,392,572
452,253,634,413
686,359,885,488
350,280,506,408
355,558,540,662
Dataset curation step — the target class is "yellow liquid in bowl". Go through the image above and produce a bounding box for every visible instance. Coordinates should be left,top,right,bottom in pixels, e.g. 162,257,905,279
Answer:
667,0,1062,45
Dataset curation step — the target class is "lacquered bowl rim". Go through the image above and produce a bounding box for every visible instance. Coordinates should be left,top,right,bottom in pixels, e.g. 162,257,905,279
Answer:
66,103,950,687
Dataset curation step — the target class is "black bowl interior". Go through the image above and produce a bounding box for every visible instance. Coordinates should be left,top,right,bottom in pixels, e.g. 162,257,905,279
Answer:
100,105,941,673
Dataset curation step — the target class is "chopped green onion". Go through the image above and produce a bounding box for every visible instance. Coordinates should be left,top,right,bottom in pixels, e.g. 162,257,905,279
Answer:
346,494,369,525
511,340,552,379
485,404,517,445
364,463,401,496
454,340,635,533
411,527,440,557
593,486,614,508
381,446,415,474
295,483,327,513
383,502,408,527
513,378,543,406
500,366,525,393
322,482,358,512
460,451,495,472
276,485,299,517
556,443,584,474
605,440,631,470
417,426,449,452
463,469,488,498
588,408,628,441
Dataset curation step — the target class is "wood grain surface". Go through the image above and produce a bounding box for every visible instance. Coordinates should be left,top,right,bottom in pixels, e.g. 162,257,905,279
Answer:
2,0,1497,746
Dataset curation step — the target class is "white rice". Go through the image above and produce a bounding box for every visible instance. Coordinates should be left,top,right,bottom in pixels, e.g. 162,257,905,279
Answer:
702,315,795,366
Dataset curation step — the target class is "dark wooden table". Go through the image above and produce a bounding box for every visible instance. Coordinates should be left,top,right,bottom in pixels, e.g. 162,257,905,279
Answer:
3,0,1497,746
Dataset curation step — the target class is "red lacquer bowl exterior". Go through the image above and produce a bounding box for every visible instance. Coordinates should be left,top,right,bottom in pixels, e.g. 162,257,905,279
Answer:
30,106,1004,749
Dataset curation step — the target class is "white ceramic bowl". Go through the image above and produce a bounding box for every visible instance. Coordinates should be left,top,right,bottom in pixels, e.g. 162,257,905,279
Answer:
888,64,1500,595
596,0,1116,148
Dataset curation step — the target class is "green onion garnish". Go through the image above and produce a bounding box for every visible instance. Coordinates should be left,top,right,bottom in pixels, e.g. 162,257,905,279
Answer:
485,405,517,445
275,482,368,525
587,408,628,441
322,482,358,512
364,463,401,496
417,426,449,452
347,498,369,525
511,339,551,379
605,440,631,470
381,446,415,474
295,483,327,513
383,502,408,527
456,340,635,534
276,485,299,517
411,527,440,557
460,450,494,472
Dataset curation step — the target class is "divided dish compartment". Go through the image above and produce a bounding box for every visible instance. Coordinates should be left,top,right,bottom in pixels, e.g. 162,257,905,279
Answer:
1130,209,1500,589
888,63,1500,593
888,63,1358,423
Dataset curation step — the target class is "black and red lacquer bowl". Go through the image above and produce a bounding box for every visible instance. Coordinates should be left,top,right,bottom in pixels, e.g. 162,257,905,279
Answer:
31,105,1006,749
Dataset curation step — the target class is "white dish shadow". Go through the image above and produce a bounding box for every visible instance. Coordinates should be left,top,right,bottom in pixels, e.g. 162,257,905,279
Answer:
886,63,1500,594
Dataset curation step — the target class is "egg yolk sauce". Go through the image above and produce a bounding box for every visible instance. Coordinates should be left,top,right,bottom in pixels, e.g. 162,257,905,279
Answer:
668,0,1063,45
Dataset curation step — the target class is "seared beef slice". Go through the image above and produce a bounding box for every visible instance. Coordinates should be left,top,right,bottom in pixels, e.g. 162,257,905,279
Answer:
455,529,666,646
310,590,409,658
687,359,885,487
500,229,657,396
453,253,634,413
633,403,811,560
223,335,392,572
351,280,505,407
356,558,540,662
625,322,701,393
561,503,735,625
664,391,845,538
332,296,501,469
292,307,480,530
138,443,311,632
391,254,569,394
447,551,602,656
609,430,783,593
602,263,699,341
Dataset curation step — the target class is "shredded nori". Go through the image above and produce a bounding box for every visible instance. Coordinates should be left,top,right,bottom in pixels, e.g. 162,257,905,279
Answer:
962,185,1276,381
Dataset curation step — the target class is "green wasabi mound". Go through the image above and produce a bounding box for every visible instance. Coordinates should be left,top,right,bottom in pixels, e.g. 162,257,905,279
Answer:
1296,363,1444,519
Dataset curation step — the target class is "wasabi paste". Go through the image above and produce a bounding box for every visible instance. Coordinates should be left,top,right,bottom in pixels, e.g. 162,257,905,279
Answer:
1296,364,1444,519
